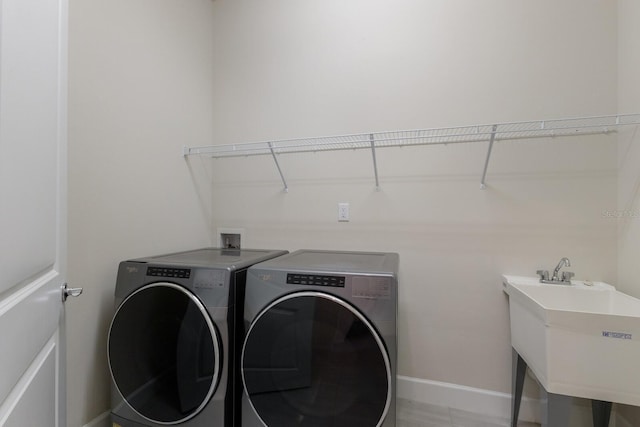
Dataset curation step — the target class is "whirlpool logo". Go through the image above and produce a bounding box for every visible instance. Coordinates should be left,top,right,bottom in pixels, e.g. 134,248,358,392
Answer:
602,331,632,340
126,266,138,274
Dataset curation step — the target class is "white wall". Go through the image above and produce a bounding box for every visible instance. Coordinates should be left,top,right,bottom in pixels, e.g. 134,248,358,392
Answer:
68,0,622,425
208,0,617,394
67,0,215,425
617,1,640,292
616,0,640,423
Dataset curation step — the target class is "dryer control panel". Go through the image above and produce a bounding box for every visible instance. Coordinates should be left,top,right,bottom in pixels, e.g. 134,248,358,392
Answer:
146,267,191,279
352,276,392,299
287,273,346,287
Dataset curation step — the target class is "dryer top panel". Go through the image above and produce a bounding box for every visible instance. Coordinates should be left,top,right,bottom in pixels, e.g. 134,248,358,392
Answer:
128,248,288,271
250,249,399,276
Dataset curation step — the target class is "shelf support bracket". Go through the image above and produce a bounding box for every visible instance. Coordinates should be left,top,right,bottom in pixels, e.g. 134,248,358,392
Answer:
370,134,381,191
268,142,288,192
480,124,498,189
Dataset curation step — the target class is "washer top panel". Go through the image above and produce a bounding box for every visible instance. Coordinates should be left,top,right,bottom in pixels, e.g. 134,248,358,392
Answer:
250,249,399,276
129,247,288,271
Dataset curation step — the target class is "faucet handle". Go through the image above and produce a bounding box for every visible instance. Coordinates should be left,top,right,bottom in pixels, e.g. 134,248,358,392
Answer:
562,271,574,282
536,270,549,281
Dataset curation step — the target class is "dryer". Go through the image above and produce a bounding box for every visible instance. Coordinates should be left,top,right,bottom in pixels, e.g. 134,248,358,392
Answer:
108,247,287,427
241,249,399,427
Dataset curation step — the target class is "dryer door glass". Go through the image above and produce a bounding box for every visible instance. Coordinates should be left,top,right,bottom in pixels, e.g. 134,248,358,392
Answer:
242,292,391,427
108,283,221,424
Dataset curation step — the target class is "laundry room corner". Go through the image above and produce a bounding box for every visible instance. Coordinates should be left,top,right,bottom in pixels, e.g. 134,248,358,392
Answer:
615,0,640,424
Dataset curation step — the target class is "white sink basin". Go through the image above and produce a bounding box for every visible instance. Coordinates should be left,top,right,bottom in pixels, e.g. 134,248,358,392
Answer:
503,275,640,405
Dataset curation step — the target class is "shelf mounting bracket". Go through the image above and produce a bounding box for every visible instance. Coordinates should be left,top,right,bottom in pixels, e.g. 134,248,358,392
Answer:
268,142,288,192
370,134,381,191
480,124,498,189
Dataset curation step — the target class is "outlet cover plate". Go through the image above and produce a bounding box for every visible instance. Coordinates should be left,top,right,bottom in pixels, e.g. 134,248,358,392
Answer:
338,203,350,222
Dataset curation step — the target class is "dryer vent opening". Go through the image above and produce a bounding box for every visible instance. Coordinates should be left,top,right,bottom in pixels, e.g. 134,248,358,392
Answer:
220,233,241,249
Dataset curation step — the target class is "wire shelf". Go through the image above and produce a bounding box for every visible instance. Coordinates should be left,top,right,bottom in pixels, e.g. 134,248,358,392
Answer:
183,113,640,190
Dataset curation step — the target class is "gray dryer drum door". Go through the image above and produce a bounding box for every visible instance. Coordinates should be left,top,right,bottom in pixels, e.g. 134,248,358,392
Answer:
108,282,221,425
242,291,391,427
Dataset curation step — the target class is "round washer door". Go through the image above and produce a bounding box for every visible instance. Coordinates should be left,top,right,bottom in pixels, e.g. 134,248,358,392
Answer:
108,283,221,425
242,291,391,427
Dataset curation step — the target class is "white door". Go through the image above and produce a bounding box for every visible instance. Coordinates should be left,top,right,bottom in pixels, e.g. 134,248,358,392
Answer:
0,0,70,425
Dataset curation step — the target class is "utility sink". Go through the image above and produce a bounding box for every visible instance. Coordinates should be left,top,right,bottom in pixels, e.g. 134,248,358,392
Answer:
503,275,640,406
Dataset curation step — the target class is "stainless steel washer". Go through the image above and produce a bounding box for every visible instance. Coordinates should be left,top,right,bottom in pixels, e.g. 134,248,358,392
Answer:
108,247,287,427
241,249,399,427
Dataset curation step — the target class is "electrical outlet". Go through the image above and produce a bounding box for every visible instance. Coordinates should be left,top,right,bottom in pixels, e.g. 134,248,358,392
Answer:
338,203,350,222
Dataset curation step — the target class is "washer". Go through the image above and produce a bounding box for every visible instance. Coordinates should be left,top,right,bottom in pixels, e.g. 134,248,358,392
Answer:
108,247,288,427
241,249,399,427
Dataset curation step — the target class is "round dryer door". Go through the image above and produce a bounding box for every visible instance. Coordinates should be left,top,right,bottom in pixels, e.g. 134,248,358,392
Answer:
242,291,391,427
108,283,221,425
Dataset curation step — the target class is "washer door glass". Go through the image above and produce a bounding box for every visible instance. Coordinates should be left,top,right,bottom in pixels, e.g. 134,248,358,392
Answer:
108,283,220,424
242,292,391,427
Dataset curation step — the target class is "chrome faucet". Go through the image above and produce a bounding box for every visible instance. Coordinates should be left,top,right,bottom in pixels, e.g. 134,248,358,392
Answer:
552,257,571,281
536,257,574,284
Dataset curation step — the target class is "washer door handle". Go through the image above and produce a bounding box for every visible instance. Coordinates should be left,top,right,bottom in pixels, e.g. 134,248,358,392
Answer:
61,283,83,302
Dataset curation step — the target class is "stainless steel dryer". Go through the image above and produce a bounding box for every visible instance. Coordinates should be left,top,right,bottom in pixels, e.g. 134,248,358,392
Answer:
241,249,399,427
108,247,287,427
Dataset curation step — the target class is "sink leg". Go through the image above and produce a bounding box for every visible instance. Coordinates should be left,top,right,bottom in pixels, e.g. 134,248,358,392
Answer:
540,388,571,427
511,348,527,427
591,400,612,427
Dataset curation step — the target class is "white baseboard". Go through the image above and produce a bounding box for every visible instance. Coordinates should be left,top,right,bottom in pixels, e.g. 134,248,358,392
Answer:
82,410,110,427
397,375,540,423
